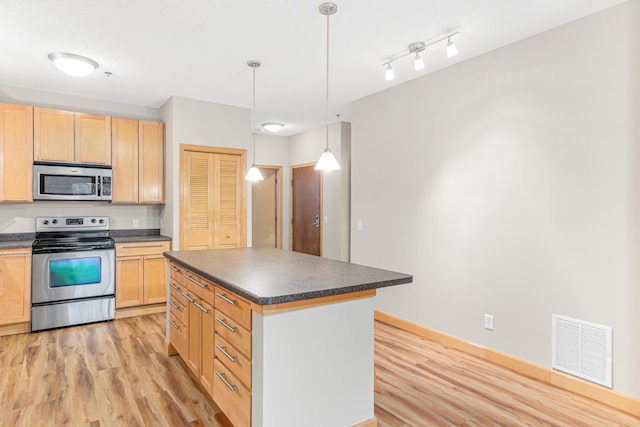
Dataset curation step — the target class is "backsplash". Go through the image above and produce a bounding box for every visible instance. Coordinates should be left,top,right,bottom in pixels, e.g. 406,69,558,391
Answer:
0,202,162,233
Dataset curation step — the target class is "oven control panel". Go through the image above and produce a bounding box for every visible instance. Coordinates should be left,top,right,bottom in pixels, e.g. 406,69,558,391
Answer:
36,216,110,232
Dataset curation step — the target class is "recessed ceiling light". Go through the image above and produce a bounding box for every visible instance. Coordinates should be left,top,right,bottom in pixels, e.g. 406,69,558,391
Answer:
48,52,99,77
262,122,284,132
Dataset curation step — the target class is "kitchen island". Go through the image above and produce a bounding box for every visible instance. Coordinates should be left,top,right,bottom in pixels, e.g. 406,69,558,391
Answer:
164,248,412,427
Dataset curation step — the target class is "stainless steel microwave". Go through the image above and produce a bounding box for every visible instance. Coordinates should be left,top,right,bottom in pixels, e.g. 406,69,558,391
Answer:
33,163,112,201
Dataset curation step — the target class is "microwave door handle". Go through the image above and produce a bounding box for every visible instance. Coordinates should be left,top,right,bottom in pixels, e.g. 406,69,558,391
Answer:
97,176,101,197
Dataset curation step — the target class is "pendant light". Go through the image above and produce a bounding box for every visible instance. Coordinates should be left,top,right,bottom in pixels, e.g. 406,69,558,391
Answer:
245,60,264,182
315,2,341,172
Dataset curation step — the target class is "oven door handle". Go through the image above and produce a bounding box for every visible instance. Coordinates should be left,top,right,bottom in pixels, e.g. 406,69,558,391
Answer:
34,245,112,252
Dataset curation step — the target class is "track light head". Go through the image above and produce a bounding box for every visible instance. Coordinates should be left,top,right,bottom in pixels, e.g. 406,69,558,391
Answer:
446,37,458,58
385,63,394,81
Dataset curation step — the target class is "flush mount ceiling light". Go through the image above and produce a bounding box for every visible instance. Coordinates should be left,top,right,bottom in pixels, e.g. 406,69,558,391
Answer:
382,31,459,81
245,60,264,182
48,52,99,77
262,122,284,132
315,2,341,172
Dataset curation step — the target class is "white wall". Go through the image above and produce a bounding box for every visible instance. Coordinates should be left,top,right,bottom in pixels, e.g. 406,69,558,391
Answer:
0,86,163,233
352,3,640,398
289,122,350,261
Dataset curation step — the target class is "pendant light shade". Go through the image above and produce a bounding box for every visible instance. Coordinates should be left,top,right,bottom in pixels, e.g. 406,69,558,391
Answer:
315,2,341,172
245,60,264,182
315,148,341,172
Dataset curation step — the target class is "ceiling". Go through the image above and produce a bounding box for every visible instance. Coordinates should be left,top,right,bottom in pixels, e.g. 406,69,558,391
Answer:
0,0,625,136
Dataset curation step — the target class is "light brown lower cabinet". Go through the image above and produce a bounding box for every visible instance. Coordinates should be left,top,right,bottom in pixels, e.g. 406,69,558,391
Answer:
168,261,252,427
0,248,31,328
115,241,171,308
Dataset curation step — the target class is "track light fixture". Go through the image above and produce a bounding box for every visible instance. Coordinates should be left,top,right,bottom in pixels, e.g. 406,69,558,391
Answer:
382,31,459,81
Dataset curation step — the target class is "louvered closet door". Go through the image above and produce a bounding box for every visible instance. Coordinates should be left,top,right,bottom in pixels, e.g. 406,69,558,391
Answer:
181,149,245,250
182,151,215,250
214,154,242,248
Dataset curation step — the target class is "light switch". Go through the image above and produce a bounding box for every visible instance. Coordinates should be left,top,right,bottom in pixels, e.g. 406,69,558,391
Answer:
356,220,363,231
324,216,329,224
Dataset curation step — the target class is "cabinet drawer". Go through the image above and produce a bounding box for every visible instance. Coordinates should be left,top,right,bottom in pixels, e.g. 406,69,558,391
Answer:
116,241,170,257
184,271,214,304
169,313,187,359
168,261,185,285
213,359,251,427
169,293,187,325
214,313,251,360
214,286,251,331
215,333,251,390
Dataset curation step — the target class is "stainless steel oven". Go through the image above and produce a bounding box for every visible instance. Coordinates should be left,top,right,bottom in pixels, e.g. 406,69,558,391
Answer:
31,216,115,331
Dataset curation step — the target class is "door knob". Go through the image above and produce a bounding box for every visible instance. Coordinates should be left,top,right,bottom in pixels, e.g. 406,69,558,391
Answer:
312,215,320,228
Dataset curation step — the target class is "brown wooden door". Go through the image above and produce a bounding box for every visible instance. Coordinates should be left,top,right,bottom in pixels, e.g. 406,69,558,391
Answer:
139,121,164,203
291,164,321,256
111,117,139,203
34,107,74,163
182,150,215,250
252,168,277,248
75,113,111,165
0,103,33,202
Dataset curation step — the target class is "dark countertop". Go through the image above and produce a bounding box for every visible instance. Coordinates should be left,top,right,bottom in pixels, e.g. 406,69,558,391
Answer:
0,233,35,249
111,229,171,243
164,248,412,306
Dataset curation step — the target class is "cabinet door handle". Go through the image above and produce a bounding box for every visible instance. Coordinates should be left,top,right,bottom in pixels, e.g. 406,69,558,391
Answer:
181,292,194,303
216,317,237,333
194,301,210,314
170,282,179,290
169,300,180,310
169,320,180,330
215,292,236,306
215,371,237,392
215,344,237,362
185,275,207,289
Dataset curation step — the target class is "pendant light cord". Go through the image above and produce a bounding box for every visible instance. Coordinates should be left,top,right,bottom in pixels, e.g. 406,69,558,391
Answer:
252,65,256,165
325,10,330,151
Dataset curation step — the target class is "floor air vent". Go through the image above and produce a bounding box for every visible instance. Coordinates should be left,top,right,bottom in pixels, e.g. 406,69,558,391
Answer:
552,314,612,388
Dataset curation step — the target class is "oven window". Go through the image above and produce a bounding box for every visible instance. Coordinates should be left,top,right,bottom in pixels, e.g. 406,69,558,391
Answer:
49,257,101,287
41,175,96,195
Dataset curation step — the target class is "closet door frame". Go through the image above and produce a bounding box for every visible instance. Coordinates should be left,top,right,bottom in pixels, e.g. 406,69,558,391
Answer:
179,144,247,250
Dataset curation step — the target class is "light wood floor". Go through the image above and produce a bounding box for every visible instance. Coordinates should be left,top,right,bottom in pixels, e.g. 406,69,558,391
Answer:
2,314,638,426
374,321,640,427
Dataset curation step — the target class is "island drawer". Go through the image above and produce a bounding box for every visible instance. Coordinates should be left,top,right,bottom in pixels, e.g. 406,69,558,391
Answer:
117,241,170,257
213,359,251,427
214,312,251,360
169,313,187,359
184,271,214,304
214,286,251,331
169,293,187,325
168,262,185,286
214,333,251,389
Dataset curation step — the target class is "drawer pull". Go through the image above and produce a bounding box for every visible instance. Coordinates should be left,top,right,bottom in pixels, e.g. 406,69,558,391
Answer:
216,317,237,333
194,301,210,314
169,320,180,330
215,344,237,362
168,265,179,272
181,292,194,303
216,292,236,305
185,275,207,289
215,371,237,392
170,282,179,290
169,300,180,310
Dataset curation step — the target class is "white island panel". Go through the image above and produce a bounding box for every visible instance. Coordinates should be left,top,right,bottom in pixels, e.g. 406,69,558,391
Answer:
252,297,375,427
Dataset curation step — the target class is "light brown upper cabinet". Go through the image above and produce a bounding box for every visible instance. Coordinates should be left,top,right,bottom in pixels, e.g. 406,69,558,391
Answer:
111,118,164,204
0,103,33,202
34,107,111,165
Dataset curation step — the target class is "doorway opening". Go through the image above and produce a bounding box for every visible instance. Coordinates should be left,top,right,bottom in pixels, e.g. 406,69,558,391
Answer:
251,165,283,248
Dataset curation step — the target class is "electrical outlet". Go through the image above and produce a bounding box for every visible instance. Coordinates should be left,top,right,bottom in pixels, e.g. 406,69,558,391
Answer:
133,219,140,228
484,314,494,331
